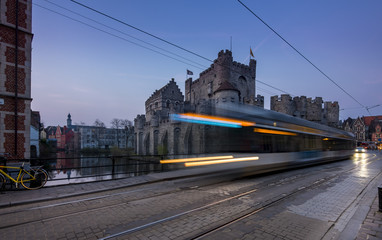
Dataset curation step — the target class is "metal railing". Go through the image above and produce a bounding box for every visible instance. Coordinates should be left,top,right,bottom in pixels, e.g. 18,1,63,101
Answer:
2,155,184,187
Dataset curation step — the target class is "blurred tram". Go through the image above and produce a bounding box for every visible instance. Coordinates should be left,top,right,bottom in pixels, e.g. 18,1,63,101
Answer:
165,103,355,175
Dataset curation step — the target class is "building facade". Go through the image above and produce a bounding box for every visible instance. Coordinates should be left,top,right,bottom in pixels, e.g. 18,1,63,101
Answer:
134,50,264,156
30,110,40,158
0,0,33,159
45,114,134,151
270,94,339,127
343,117,366,144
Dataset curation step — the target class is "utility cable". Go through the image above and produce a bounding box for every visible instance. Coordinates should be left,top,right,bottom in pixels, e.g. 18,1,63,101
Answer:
70,0,214,63
69,0,295,96
38,1,294,96
257,79,293,96
237,0,367,112
33,2,205,70
39,0,207,70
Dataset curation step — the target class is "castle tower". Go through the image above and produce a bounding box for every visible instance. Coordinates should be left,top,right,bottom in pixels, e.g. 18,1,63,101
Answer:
215,50,233,85
185,50,259,107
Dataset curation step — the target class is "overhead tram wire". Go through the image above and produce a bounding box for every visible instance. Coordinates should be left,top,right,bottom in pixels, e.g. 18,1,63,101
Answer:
257,86,279,96
237,0,367,113
36,2,291,97
33,2,206,71
70,0,214,63
41,0,207,70
257,79,294,96
69,0,296,97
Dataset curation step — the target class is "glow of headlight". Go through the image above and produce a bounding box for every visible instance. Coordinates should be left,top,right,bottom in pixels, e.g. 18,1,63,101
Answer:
185,156,259,167
170,113,255,128
160,155,234,164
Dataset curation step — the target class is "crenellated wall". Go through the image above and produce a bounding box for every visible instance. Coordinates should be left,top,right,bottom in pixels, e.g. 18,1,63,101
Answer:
135,50,264,156
271,94,339,126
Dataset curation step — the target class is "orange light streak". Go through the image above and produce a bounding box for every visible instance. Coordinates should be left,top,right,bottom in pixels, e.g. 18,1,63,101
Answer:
160,155,234,164
185,156,259,167
181,113,255,127
254,128,297,136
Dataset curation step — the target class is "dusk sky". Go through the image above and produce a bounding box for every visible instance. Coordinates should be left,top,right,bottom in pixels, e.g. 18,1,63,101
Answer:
31,0,382,127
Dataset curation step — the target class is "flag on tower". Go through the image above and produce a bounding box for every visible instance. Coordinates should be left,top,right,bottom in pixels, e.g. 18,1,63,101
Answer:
187,70,193,75
250,48,254,58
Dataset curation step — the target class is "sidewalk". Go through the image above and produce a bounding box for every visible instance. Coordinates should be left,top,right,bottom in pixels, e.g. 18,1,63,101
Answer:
356,195,382,240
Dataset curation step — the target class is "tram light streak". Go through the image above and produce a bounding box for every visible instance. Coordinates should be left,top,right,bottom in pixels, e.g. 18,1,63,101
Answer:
160,155,234,164
185,156,260,167
170,113,255,128
254,128,297,136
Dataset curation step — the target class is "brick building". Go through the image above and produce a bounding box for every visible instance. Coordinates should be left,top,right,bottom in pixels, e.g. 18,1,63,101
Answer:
0,0,33,159
343,117,366,144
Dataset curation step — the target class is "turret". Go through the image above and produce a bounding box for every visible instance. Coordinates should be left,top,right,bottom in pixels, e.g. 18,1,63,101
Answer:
67,113,72,127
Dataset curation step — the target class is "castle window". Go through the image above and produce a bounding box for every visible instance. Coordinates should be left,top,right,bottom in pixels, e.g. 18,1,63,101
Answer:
222,98,226,102
231,97,235,102
208,82,212,95
239,76,246,83
155,102,158,108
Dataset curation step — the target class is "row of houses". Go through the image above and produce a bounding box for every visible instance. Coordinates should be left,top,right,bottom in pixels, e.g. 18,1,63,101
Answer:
343,116,382,147
39,114,134,154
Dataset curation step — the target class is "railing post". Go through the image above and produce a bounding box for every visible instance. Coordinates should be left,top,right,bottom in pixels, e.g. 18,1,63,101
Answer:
379,186,382,212
112,156,115,178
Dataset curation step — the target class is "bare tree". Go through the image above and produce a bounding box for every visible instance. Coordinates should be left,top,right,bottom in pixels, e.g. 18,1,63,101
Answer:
120,119,132,129
93,119,106,148
111,118,122,148
94,119,106,128
120,119,132,149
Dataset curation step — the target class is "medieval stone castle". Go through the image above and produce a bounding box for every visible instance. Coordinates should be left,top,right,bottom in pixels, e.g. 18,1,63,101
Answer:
271,94,339,127
134,50,340,156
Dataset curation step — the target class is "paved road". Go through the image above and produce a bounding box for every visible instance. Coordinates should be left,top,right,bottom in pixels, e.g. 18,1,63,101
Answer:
0,152,382,239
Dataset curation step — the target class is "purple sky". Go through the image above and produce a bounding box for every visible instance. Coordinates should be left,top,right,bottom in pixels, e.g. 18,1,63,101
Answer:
31,0,382,127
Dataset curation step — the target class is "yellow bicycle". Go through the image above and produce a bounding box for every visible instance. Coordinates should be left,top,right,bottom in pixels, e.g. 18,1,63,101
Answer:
0,162,48,190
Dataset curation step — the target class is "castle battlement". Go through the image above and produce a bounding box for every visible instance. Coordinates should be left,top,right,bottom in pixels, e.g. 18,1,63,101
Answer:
135,49,262,156
271,94,339,126
199,65,214,77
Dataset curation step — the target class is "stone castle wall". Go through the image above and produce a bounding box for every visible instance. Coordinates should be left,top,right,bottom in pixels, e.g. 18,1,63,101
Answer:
135,50,264,156
271,94,339,126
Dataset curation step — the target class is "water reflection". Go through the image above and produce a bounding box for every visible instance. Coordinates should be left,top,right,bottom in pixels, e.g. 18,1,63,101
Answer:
39,152,174,186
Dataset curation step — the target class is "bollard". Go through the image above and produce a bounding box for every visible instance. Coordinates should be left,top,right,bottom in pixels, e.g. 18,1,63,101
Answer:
379,186,382,212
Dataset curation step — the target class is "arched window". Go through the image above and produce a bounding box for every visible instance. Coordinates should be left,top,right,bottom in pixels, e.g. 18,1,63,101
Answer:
238,76,246,82
174,128,181,155
154,130,159,155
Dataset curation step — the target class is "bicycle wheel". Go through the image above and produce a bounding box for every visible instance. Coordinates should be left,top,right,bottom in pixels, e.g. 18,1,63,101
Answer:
0,173,5,190
21,168,48,190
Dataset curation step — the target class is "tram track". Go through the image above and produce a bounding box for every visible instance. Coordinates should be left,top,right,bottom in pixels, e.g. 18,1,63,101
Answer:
0,153,378,239
101,154,380,239
101,169,335,239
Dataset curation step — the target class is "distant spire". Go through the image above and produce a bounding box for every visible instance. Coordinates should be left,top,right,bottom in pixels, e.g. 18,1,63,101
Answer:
67,113,72,127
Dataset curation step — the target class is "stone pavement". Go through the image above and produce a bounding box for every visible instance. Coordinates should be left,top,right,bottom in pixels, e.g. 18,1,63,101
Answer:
1,166,382,239
356,195,382,240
